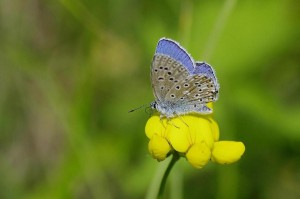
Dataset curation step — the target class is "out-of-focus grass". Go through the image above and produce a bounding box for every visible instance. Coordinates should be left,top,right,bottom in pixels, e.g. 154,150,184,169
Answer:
0,0,300,198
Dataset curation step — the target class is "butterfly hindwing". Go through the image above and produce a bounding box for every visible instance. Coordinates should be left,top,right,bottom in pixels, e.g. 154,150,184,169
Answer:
165,74,217,104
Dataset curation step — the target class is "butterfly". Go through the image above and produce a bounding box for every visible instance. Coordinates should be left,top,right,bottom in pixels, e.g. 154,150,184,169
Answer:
150,38,219,118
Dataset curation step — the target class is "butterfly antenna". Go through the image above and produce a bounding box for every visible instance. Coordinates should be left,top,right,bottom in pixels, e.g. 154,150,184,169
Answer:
128,104,149,113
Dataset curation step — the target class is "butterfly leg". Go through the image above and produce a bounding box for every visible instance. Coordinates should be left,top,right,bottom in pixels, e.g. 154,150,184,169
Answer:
160,115,180,129
176,113,189,128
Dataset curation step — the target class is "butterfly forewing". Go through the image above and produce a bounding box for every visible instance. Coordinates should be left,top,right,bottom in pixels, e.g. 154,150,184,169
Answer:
151,54,189,101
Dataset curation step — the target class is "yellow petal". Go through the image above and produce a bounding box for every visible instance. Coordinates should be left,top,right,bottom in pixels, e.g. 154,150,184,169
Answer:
167,117,190,152
148,134,171,161
145,115,167,139
208,118,220,141
211,141,245,164
186,142,211,169
190,116,215,149
207,102,213,109
167,115,215,152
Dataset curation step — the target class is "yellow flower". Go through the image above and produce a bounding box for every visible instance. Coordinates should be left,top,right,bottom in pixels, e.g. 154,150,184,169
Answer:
145,104,245,168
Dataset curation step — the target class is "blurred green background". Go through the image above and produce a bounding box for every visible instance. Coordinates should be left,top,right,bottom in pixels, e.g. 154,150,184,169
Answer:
1,0,300,198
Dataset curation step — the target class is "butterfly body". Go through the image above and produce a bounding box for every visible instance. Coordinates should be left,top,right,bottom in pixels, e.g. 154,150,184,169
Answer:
150,38,219,118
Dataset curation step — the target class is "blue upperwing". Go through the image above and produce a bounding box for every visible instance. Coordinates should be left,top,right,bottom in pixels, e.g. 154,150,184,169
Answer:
193,62,215,78
155,38,195,73
194,62,219,89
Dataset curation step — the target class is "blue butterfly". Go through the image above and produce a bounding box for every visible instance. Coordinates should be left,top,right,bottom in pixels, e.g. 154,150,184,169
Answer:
150,38,219,118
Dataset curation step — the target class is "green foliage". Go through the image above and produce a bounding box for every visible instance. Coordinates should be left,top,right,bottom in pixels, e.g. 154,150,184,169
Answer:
1,0,300,198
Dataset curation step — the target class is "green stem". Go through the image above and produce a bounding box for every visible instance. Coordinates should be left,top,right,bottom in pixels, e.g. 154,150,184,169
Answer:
157,153,180,199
